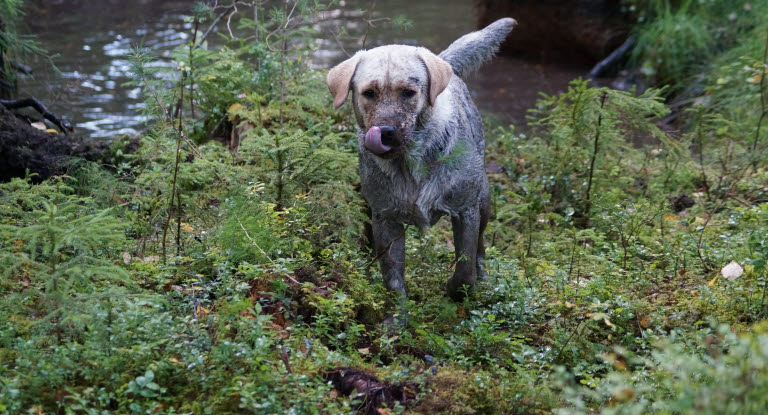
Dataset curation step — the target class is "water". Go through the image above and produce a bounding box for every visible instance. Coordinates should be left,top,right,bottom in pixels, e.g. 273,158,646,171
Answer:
21,0,590,138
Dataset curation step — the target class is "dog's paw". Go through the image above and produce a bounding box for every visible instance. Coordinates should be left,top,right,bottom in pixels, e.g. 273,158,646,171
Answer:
380,312,408,332
446,276,473,302
476,257,488,282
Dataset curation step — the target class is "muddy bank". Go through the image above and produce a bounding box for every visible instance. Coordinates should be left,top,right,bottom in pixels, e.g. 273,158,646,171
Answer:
0,104,136,182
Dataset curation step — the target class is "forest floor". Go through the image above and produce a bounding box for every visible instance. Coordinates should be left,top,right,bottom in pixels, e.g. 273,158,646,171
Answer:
2,1,768,414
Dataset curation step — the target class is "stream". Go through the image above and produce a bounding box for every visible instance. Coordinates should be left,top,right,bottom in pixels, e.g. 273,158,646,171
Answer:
21,0,592,138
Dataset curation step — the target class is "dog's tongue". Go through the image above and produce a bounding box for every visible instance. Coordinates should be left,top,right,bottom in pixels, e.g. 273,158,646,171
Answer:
364,126,390,154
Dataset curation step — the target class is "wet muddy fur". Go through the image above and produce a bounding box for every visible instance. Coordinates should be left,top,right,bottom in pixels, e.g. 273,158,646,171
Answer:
327,19,516,303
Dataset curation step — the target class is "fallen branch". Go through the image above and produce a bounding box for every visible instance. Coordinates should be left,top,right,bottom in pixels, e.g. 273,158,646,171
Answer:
0,98,74,134
588,36,635,80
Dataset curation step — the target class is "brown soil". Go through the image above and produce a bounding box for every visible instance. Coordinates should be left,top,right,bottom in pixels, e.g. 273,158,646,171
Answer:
0,104,137,182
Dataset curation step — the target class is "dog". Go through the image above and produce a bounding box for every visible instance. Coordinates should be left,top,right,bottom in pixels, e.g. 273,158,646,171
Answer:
326,18,516,302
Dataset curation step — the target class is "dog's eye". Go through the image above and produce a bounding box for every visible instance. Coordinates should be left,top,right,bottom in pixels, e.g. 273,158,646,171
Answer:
362,89,375,99
401,89,417,99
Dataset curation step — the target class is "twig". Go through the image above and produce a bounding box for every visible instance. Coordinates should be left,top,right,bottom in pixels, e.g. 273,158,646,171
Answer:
11,61,32,75
236,214,273,261
584,92,608,220
750,29,768,160
331,29,352,58
361,0,376,49
176,190,182,255
189,16,199,118
588,36,634,80
730,195,752,208
142,79,204,160
696,199,724,272
162,74,186,263
199,8,230,44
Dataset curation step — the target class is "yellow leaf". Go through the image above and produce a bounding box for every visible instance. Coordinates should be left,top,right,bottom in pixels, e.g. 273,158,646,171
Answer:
708,275,719,287
228,103,244,121
45,128,59,134
604,317,616,329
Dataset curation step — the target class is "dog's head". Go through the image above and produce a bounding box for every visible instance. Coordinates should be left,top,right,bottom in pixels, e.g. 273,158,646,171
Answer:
326,45,453,159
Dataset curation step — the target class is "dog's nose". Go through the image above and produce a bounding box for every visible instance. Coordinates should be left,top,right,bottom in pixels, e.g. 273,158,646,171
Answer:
379,125,397,147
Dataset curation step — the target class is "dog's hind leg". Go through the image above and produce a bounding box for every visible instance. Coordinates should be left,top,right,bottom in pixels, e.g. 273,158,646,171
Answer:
447,209,481,301
476,191,491,281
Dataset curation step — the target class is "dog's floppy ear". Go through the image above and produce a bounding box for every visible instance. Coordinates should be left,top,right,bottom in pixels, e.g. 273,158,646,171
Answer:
418,49,453,106
327,53,361,109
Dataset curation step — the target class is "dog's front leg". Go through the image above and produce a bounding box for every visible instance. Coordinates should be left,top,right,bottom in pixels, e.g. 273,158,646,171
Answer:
372,218,406,298
447,208,480,301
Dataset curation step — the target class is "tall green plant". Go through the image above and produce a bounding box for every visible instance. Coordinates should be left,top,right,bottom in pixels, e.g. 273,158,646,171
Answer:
528,79,670,222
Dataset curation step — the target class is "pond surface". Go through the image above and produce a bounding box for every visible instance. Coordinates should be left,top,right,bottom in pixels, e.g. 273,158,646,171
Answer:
21,0,591,138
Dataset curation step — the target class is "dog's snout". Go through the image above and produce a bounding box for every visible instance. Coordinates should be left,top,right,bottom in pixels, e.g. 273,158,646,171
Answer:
364,124,402,156
379,125,397,147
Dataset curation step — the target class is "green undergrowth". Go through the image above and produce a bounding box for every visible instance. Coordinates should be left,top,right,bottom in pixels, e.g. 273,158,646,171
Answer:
2,1,768,414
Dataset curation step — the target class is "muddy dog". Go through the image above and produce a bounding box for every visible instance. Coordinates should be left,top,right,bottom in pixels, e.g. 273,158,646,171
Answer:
327,18,516,302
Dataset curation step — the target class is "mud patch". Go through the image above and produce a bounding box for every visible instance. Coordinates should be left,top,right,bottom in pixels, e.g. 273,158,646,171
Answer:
325,367,418,414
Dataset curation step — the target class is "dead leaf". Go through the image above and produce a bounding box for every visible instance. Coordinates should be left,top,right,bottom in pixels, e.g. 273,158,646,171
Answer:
196,305,210,317
358,347,370,355
639,315,651,329
122,252,131,264
30,121,46,131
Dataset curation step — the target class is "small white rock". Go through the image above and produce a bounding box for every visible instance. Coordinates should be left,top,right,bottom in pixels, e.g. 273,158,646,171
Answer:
721,261,743,281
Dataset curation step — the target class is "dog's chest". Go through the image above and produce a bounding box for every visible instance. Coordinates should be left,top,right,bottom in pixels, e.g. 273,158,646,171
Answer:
361,161,446,228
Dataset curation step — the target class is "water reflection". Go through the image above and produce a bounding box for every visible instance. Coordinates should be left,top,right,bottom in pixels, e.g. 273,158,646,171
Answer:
22,0,589,138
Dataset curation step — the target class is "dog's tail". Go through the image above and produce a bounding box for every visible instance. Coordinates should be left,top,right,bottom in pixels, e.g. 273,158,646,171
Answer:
438,18,516,79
